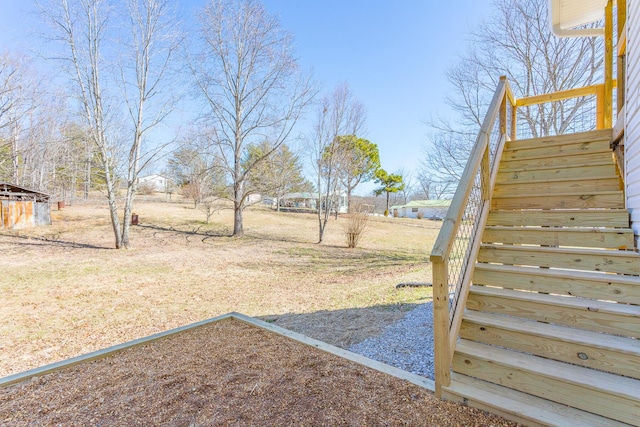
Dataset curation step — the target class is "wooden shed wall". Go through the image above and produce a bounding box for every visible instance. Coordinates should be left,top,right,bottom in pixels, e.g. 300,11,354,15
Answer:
34,202,51,226
0,201,35,230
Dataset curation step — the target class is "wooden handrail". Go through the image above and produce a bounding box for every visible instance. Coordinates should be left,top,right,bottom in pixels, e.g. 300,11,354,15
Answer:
430,77,514,396
430,80,508,261
516,81,617,131
619,21,627,56
516,82,616,107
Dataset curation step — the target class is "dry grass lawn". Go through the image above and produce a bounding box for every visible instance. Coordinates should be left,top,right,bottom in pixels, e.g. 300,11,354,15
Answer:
0,196,439,378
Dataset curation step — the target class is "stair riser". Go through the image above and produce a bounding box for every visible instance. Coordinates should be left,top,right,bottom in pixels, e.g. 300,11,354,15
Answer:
472,267,640,304
442,372,628,427
452,353,640,425
502,140,611,161
493,178,622,196
492,192,625,209
486,210,630,227
482,227,634,249
497,164,618,184
460,320,640,379
440,389,551,427
499,151,614,171
478,246,640,274
505,130,612,150
466,291,640,338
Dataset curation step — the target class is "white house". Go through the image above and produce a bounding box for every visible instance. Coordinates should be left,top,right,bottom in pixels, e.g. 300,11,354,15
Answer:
624,0,640,246
137,174,171,192
391,200,451,219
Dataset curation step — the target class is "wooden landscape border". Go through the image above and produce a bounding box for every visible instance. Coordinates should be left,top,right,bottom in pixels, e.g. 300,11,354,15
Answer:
0,312,435,392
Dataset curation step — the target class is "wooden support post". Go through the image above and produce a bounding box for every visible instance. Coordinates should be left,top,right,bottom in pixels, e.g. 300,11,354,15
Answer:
596,84,605,130
481,141,491,200
604,0,614,129
617,0,627,115
499,82,507,137
432,257,451,397
511,104,517,141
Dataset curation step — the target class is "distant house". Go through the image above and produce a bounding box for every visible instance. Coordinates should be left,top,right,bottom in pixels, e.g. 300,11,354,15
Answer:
391,199,451,219
137,174,171,192
279,192,348,213
0,182,51,230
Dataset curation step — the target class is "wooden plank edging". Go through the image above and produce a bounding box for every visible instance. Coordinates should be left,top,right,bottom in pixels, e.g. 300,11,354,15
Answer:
0,312,435,392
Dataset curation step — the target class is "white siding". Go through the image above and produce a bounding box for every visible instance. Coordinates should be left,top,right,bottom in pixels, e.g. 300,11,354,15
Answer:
627,0,640,246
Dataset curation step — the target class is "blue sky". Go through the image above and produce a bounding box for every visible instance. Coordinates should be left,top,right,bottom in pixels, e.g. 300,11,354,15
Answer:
0,0,491,194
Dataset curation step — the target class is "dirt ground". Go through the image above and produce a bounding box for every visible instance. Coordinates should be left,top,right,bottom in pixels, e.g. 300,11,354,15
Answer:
1,197,436,377
0,318,518,426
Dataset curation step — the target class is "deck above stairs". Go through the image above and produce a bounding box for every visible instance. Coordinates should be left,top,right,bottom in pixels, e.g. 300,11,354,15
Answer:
441,130,640,426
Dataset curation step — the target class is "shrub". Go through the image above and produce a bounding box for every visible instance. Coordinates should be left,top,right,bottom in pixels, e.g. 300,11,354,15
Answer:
417,212,424,219
344,201,370,248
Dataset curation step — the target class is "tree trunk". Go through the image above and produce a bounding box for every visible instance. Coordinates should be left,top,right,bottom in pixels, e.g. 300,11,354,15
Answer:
233,202,244,237
107,190,123,248
385,191,390,216
121,183,135,249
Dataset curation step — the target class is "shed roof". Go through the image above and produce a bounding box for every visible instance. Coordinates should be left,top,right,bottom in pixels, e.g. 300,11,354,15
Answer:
0,182,51,202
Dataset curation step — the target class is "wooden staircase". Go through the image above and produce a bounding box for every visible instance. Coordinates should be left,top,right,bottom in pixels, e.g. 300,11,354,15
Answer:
441,129,640,426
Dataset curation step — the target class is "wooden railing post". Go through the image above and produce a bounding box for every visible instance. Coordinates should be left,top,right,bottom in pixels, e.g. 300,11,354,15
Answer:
617,0,627,114
511,104,517,141
481,139,491,200
596,84,605,130
499,77,508,136
432,257,451,397
604,0,614,128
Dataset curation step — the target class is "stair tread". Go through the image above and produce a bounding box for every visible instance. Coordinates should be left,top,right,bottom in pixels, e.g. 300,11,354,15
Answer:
455,339,640,399
493,190,623,198
487,209,630,228
474,263,640,286
506,130,612,149
497,175,620,185
502,147,611,162
463,310,640,355
490,208,629,213
485,225,634,233
469,285,640,316
444,372,632,427
480,242,639,256
499,157,615,172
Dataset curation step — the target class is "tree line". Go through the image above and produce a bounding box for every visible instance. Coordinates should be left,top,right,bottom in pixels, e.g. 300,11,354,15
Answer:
0,0,603,248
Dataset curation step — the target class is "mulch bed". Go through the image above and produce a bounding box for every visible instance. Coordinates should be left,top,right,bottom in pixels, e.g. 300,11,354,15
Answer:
0,318,517,426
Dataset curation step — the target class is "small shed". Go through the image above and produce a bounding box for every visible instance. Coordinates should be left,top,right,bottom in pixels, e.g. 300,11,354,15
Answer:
0,182,51,230
391,199,451,219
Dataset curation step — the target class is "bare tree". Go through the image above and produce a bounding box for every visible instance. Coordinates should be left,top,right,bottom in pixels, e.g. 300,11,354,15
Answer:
308,82,366,243
167,129,227,210
190,0,315,237
0,52,41,184
397,167,414,203
421,0,603,186
118,0,181,247
40,0,180,248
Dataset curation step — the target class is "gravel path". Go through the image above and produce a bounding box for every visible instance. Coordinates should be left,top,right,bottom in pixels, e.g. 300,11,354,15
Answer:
349,302,435,380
